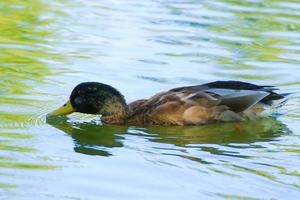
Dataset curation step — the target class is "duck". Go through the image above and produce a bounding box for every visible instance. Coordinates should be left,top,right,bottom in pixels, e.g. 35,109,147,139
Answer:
47,81,287,126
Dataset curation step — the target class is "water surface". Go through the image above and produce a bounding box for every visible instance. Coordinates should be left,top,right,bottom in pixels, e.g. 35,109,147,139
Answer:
1,0,300,199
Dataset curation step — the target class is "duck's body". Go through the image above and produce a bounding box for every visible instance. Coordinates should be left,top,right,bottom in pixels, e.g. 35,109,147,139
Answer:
48,81,287,126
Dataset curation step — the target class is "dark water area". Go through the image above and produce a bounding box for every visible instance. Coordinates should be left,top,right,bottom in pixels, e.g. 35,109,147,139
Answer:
0,0,300,199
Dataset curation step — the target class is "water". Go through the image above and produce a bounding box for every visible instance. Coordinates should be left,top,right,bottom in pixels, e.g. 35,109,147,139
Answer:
1,0,300,199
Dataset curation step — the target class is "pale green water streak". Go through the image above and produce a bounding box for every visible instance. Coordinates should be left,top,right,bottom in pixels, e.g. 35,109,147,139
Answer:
0,0,300,199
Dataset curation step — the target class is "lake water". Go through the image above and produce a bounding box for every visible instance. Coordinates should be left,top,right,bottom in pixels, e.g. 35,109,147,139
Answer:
1,0,300,199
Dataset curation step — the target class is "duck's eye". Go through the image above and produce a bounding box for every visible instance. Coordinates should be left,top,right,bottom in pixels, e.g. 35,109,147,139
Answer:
63,103,67,106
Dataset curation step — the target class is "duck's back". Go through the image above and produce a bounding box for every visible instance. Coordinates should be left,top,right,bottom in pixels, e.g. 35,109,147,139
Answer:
126,81,286,125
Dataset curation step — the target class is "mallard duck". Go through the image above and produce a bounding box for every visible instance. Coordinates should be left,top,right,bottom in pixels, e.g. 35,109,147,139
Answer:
47,81,287,125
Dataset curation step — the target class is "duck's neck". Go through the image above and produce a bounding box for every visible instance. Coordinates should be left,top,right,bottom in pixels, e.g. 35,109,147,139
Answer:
101,96,129,124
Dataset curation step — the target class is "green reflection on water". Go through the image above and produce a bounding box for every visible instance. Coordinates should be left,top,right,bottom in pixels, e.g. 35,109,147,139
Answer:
0,132,33,139
0,0,65,128
205,0,300,80
216,193,260,200
0,162,56,170
0,0,63,192
0,183,17,189
47,116,128,156
0,0,63,96
0,143,35,153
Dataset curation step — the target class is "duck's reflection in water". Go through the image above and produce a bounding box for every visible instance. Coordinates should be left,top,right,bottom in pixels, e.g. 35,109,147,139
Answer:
142,118,290,161
47,117,290,157
145,117,290,146
47,116,128,156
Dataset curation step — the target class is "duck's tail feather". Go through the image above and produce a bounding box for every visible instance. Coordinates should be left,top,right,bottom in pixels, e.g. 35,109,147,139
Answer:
280,92,293,97
272,93,292,108
258,93,291,117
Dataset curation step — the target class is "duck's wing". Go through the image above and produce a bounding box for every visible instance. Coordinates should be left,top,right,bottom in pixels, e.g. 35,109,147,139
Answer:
203,88,269,112
201,81,285,104
172,80,285,107
187,88,270,113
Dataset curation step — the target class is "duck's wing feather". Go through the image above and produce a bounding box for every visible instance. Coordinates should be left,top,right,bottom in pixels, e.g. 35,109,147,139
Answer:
171,81,285,105
188,88,269,113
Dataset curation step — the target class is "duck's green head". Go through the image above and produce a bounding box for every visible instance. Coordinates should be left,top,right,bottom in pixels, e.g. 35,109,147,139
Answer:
47,82,127,117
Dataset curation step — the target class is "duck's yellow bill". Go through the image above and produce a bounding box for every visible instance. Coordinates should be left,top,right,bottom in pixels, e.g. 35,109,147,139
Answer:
48,100,75,117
